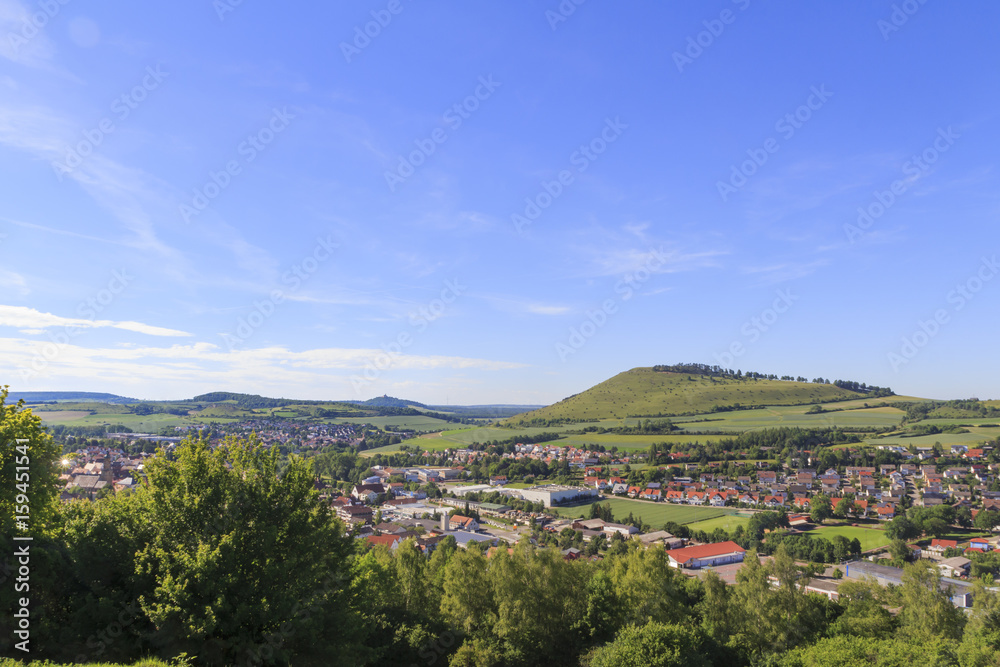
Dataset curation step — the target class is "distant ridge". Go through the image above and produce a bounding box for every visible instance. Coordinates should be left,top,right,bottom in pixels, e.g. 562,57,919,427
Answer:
355,395,428,409
6,391,138,404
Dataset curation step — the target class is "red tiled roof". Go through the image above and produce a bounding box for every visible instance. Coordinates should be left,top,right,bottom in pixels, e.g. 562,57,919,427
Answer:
931,538,958,549
366,535,400,548
668,541,745,564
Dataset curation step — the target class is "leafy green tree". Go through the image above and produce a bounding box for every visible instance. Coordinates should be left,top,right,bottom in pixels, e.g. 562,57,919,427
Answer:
898,561,965,641
922,516,950,538
697,570,734,644
62,435,361,666
957,581,1000,666
776,636,960,665
833,494,854,520
589,621,710,667
829,579,897,640
809,493,833,524
0,390,74,657
973,509,1000,532
604,546,685,629
726,545,826,660
0,387,62,536
440,548,495,638
885,515,920,541
888,539,912,563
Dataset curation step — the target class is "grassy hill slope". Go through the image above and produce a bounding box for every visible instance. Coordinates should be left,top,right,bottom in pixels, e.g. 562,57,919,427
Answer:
508,368,869,423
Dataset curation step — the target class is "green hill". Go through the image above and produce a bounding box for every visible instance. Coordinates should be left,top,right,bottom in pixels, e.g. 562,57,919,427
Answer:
508,367,873,424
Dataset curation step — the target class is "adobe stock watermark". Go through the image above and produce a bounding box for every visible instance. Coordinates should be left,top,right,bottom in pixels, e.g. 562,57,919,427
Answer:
6,0,72,55
672,0,752,73
221,236,338,350
214,0,247,21
52,65,169,182
384,75,501,192
350,279,466,394
717,85,832,202
887,255,998,372
844,126,958,243
180,107,296,223
17,270,132,380
340,0,408,62
877,0,930,40
511,117,627,234
241,571,349,667
545,0,586,30
412,630,456,666
713,289,798,367
556,248,666,362
74,601,142,662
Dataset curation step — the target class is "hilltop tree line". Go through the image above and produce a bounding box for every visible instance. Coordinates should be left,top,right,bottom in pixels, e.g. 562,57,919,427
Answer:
895,398,1000,424
650,364,893,396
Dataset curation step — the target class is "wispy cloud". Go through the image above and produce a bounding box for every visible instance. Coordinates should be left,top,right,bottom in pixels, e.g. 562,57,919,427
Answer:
740,259,829,285
525,304,571,315
0,305,191,337
1,337,527,393
0,269,28,295
584,246,726,278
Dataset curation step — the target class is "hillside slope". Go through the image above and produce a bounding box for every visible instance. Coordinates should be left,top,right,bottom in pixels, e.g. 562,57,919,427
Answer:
509,367,870,423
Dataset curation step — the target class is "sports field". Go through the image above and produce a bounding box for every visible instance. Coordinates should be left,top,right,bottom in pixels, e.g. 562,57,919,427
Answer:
809,524,892,552
551,497,734,526
685,513,754,533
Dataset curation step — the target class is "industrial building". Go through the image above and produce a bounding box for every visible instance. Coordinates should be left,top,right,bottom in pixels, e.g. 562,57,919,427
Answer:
844,561,974,608
516,484,598,508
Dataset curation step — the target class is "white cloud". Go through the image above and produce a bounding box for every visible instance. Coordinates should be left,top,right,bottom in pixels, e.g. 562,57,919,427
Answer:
0,337,528,396
0,305,192,337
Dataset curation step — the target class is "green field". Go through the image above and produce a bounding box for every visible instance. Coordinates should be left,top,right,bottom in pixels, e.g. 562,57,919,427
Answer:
359,443,407,456
330,415,455,431
676,405,905,432
864,430,998,447
35,410,240,432
686,513,754,533
551,497,734,526
809,524,892,552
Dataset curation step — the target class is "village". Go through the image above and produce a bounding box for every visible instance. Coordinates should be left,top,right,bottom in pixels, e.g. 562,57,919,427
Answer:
53,427,1000,612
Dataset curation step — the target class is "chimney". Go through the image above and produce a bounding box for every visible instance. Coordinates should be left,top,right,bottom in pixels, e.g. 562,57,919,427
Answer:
441,513,450,532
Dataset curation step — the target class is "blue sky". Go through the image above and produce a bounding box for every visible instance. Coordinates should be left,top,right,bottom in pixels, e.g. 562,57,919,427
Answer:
1,1,998,405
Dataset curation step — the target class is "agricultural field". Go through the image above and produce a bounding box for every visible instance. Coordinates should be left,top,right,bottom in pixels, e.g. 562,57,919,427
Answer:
820,395,927,409
809,524,893,552
359,443,407,456
35,410,229,432
863,430,997,447
551,496,734,526
675,405,905,432
29,410,91,422
558,432,726,451
329,415,456,431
